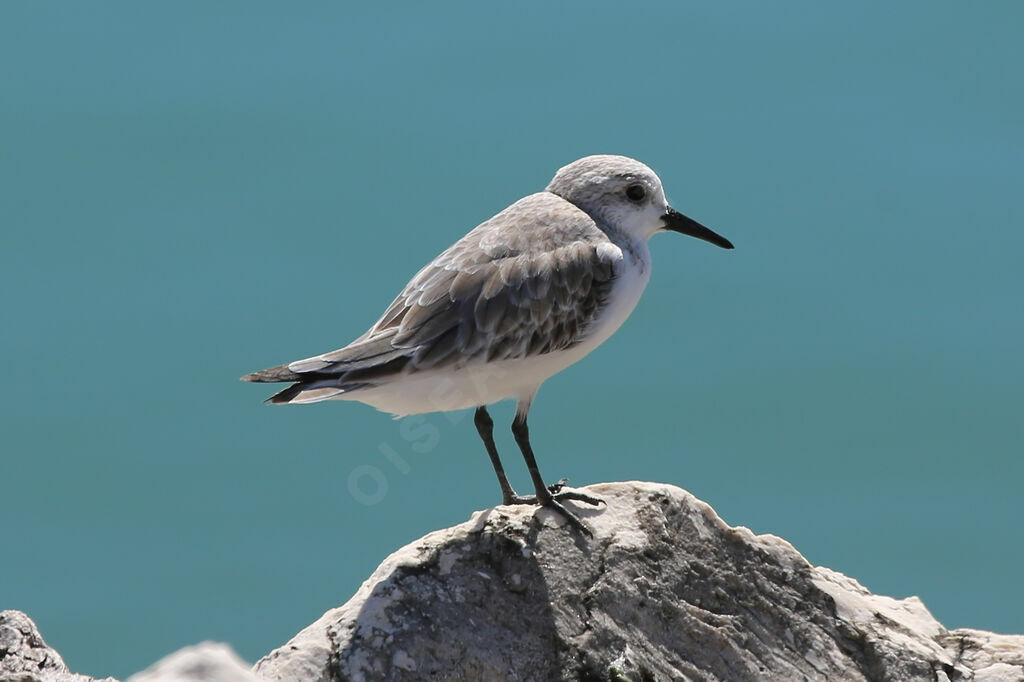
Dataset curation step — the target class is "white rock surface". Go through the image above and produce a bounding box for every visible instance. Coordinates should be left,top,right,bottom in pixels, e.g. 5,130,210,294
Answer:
125,643,258,682
5,482,1024,681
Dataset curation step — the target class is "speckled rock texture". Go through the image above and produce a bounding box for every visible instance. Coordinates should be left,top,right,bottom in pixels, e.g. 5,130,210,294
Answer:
0,610,115,682
5,482,1024,681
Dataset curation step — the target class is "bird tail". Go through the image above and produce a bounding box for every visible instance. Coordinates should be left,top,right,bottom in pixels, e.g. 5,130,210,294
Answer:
264,380,351,404
241,364,361,404
240,364,305,383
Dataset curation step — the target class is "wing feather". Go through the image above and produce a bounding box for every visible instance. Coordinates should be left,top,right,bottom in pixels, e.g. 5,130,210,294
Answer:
274,192,620,387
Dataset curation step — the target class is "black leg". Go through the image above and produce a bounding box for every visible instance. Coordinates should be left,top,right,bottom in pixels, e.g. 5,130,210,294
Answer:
510,412,552,502
474,406,518,505
474,406,588,507
510,409,602,536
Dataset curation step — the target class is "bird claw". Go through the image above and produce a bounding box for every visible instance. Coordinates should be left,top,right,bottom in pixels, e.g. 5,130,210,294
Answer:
547,478,605,506
503,480,603,508
546,477,570,495
501,480,603,536
540,497,594,537
552,490,604,507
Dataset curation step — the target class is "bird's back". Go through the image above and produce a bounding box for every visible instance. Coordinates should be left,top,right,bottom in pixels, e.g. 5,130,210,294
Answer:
243,192,624,407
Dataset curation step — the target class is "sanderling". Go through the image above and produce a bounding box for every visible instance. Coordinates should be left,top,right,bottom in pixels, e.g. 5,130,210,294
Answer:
243,155,733,534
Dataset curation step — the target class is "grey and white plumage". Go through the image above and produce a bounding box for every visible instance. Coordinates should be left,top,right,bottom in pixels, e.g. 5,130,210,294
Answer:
243,155,733,533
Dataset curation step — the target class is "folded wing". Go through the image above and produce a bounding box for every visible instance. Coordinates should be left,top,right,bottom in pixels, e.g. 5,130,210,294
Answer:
242,193,619,402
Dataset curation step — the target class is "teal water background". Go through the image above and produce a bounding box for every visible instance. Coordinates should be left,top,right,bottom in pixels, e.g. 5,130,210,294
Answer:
2,2,1022,678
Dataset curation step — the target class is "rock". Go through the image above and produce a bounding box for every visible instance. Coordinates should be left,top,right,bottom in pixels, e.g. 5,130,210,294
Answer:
0,610,115,682
254,481,1024,682
125,643,258,682
6,482,1024,681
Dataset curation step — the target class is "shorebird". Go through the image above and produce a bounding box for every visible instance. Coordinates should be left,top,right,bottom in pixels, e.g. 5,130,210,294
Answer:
243,155,733,534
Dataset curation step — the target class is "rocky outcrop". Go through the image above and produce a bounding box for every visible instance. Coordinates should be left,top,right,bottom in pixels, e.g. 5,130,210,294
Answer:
252,481,1024,681
0,610,115,682
4,482,1024,681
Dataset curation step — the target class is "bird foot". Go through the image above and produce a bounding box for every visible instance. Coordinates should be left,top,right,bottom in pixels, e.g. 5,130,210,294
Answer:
502,479,604,507
501,479,604,537
545,477,571,495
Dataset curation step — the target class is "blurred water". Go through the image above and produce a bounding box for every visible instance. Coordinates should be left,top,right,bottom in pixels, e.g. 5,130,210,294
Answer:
2,2,1022,678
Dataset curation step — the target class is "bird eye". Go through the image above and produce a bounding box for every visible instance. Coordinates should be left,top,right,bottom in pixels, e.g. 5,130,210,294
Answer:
626,184,646,201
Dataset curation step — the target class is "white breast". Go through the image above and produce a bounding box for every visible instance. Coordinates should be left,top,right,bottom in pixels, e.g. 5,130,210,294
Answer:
575,239,652,358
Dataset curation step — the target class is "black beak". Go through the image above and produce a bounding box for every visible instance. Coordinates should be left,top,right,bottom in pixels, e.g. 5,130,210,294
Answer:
662,208,733,249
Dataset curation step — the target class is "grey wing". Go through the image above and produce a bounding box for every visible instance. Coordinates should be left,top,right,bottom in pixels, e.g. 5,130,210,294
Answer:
287,198,619,383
